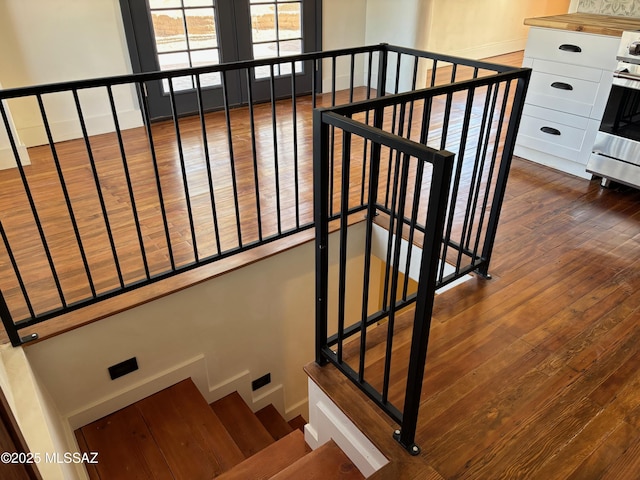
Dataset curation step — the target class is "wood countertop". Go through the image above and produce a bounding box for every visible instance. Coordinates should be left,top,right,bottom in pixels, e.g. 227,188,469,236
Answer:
524,13,640,37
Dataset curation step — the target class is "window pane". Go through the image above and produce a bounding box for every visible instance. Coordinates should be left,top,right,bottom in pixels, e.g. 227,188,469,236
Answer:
185,8,217,49
190,48,219,67
279,39,301,56
183,0,214,6
199,72,221,87
280,60,302,75
158,51,190,70
251,4,277,43
277,3,301,40
163,76,194,92
152,10,187,53
253,41,278,60
149,0,181,8
254,64,279,79
192,49,220,87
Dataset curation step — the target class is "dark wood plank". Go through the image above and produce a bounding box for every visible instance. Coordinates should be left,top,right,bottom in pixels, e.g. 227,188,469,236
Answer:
210,391,274,458
78,405,173,480
287,415,307,434
135,378,244,479
255,404,293,441
270,440,364,480
216,430,310,480
74,429,100,480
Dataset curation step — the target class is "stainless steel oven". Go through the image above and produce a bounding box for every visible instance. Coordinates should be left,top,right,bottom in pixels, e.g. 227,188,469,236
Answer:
587,31,640,188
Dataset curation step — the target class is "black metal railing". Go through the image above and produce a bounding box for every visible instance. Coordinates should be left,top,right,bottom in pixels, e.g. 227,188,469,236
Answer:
313,51,530,452
0,45,389,345
314,107,454,453
0,42,529,452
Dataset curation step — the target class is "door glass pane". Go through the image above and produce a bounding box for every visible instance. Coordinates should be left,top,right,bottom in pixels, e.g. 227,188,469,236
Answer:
277,3,300,40
151,10,187,53
149,1,221,93
250,1,303,79
185,8,217,49
250,4,277,43
158,51,191,71
149,0,181,8
184,0,213,6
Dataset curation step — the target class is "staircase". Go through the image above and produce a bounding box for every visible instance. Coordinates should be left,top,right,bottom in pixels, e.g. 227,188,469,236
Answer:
74,378,365,479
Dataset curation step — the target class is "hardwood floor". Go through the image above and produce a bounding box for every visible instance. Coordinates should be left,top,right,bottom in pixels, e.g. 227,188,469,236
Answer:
321,154,640,479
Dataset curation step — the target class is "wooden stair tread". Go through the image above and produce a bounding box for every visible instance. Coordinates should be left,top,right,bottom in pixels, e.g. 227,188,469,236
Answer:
255,404,294,440
77,405,174,480
217,430,310,480
135,378,244,479
211,391,275,457
270,440,365,480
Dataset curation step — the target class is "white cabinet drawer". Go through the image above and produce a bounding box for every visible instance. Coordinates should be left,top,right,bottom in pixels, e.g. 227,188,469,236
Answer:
517,109,600,164
529,58,604,82
525,27,618,70
526,71,601,117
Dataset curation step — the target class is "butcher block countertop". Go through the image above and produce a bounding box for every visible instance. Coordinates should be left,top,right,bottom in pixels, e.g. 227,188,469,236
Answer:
524,13,640,37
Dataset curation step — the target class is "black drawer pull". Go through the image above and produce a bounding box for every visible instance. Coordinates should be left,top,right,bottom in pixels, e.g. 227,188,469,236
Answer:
559,44,582,53
540,126,561,136
551,81,573,91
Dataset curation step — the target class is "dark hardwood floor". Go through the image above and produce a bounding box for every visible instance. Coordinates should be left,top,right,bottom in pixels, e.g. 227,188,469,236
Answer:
317,153,640,479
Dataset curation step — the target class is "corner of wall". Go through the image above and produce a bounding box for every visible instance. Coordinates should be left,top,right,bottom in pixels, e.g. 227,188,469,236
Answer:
0,344,82,480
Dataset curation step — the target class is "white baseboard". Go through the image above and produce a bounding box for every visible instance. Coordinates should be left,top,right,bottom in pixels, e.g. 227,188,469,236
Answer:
18,109,143,148
306,379,388,478
285,396,309,422
205,370,286,417
66,354,208,429
0,144,30,170
66,357,290,431
447,38,527,61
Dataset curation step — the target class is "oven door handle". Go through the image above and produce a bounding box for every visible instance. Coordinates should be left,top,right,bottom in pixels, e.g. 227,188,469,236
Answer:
613,70,640,82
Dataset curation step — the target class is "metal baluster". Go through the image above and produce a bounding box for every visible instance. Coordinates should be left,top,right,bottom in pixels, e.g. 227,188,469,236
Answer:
36,93,97,296
270,64,282,235
360,52,374,206
402,160,424,300
0,221,35,320
291,61,300,229
337,127,352,364
194,74,222,255
246,68,264,242
221,70,243,246
107,85,150,279
382,152,411,404
471,83,501,259
0,101,66,308
358,106,384,382
463,84,495,251
449,87,476,276
138,82,175,270
167,79,199,262
72,89,124,288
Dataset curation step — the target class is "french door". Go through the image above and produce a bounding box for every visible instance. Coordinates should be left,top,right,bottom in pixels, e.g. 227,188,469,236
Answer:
120,0,319,120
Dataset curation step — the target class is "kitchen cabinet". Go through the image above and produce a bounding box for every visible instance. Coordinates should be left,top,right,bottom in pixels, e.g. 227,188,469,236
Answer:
514,27,619,179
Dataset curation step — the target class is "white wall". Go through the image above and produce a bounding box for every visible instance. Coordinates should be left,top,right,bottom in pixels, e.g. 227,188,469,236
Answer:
0,0,142,147
23,224,375,435
421,0,571,60
321,0,368,91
